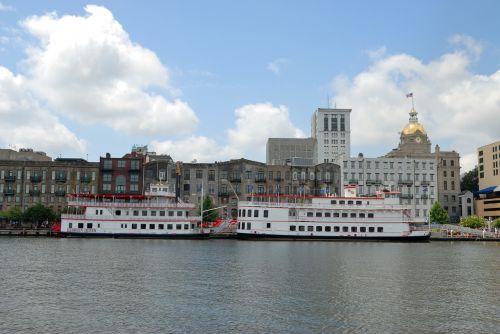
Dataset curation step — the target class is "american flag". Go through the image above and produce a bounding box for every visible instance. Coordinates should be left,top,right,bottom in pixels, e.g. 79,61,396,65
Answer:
406,92,413,98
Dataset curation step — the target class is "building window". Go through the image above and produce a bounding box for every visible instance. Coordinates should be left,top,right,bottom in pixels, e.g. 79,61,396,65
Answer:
117,160,126,168
196,170,203,179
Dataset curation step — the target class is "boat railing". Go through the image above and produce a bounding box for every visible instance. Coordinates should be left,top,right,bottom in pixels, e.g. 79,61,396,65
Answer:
61,213,202,221
67,199,196,209
239,201,407,211
61,214,86,219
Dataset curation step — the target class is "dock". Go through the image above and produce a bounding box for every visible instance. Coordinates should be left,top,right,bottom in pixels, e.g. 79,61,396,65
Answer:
0,229,56,237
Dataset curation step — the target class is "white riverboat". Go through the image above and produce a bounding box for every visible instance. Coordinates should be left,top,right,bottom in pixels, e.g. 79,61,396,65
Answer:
59,184,208,238
236,186,430,241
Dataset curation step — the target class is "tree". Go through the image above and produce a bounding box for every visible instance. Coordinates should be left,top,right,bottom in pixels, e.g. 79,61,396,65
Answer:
429,202,449,224
5,207,23,222
23,204,57,227
461,167,479,192
200,195,218,222
460,215,486,229
493,218,500,229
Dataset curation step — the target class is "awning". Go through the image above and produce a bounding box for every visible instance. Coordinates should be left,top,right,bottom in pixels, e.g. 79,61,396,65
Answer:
475,185,500,195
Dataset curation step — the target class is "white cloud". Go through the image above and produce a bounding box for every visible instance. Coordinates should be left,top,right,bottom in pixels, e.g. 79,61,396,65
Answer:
267,58,289,75
366,46,387,59
0,66,87,156
21,5,198,136
151,103,306,162
331,35,500,171
0,2,14,12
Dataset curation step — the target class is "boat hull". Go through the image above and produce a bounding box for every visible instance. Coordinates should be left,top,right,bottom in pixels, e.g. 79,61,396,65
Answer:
237,232,430,242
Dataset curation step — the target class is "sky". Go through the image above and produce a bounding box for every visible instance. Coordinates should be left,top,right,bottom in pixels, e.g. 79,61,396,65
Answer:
0,1,499,172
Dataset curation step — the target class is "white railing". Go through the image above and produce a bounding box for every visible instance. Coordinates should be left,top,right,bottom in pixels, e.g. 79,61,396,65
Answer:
67,199,196,209
239,201,406,211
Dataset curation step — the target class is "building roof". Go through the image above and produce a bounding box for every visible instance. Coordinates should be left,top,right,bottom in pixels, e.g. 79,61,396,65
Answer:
475,185,500,195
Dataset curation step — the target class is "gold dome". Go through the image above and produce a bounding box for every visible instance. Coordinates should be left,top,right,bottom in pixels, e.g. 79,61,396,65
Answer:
402,121,426,135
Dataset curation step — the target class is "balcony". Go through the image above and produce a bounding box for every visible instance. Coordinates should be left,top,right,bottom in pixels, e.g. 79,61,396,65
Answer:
229,176,241,183
366,179,381,185
254,177,266,183
80,175,92,183
400,194,413,199
323,179,333,184
420,194,429,199
29,190,41,196
55,190,66,197
421,181,430,186
348,179,359,184
30,175,42,183
4,175,16,182
398,179,413,185
274,177,283,182
129,167,140,173
3,189,15,196
218,190,229,197
55,175,67,182
101,164,113,171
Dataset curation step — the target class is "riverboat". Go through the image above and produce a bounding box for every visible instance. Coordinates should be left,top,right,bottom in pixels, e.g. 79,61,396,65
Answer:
59,183,208,238
236,186,430,241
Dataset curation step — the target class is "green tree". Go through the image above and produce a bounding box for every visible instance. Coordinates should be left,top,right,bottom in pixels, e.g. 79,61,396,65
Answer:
460,215,486,229
493,218,500,229
23,204,57,227
429,202,449,224
5,207,23,222
460,167,479,192
200,195,218,222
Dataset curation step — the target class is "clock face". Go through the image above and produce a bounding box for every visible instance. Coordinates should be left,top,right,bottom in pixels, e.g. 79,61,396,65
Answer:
415,136,422,143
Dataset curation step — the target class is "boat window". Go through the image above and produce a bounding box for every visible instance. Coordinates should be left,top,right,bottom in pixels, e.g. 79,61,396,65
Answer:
185,211,189,217
100,210,103,215
307,212,313,217
69,223,73,228
168,211,174,216
176,224,182,230
356,201,362,205
95,210,98,215
266,223,271,229
132,224,137,229
167,224,173,230
141,224,146,229
115,210,121,216
78,223,84,228
264,210,269,218
369,227,374,232
184,224,189,230
339,200,345,205
307,226,313,232
368,213,374,218
348,200,354,205
351,226,357,232
334,212,340,217
299,225,305,231
331,200,337,204
290,225,296,231
247,210,252,217
334,226,340,232
177,211,182,216
360,227,366,232
316,212,322,217
342,213,348,218
150,224,155,229
325,212,331,217
159,224,164,230
238,209,241,217
159,211,165,216
191,224,195,229
377,227,383,232
142,210,147,216
133,210,139,216
316,226,322,232
87,223,93,228
350,213,356,218
242,210,246,217
242,222,246,229
359,213,366,218
151,211,156,216
342,226,348,232
254,210,259,217
325,226,331,232
247,223,251,230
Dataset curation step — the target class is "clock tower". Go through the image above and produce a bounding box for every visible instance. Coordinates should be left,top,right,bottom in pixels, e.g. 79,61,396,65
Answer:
386,107,431,157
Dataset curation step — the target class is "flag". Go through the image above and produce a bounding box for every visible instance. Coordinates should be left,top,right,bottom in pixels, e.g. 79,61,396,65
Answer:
406,92,413,98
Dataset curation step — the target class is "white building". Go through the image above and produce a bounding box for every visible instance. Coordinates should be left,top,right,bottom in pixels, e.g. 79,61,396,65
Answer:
342,154,437,222
311,108,351,164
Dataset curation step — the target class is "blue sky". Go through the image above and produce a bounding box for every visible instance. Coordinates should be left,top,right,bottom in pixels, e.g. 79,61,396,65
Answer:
1,1,499,171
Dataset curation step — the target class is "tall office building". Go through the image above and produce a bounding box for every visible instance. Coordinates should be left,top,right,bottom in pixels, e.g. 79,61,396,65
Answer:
478,140,500,190
311,108,351,164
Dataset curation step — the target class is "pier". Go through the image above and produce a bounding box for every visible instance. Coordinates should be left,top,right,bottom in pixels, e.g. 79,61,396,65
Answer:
0,228,56,237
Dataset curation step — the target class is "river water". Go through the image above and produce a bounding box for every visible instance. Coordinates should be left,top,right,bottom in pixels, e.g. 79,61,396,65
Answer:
0,238,498,334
